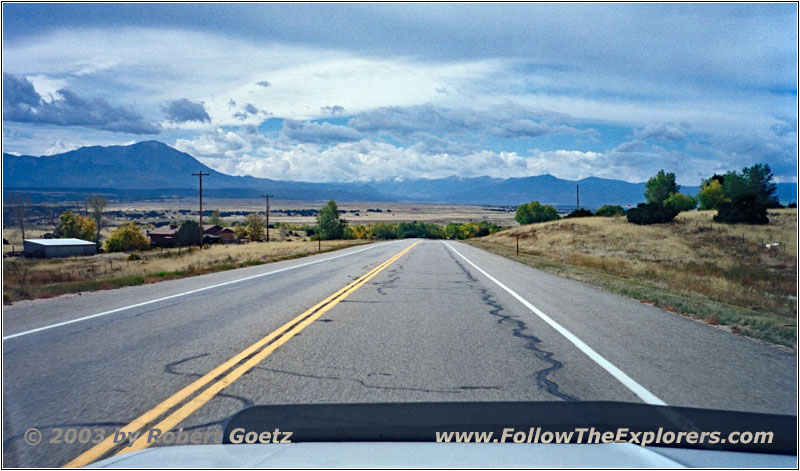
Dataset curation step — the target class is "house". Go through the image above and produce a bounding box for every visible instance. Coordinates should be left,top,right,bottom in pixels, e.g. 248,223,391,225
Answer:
147,224,237,246
23,238,97,258
218,227,236,242
202,225,224,244
147,224,179,247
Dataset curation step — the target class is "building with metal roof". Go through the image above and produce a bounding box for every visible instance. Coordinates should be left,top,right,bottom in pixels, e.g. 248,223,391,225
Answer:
23,238,97,258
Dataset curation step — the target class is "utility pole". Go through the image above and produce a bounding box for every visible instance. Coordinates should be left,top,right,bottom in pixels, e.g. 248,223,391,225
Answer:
261,193,274,242
576,184,580,210
193,172,209,248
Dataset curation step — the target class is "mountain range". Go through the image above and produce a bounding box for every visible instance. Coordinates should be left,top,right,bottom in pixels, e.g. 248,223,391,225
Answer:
3,141,797,207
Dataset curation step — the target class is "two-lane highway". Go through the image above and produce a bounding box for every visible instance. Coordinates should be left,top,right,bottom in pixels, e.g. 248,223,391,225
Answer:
3,240,796,467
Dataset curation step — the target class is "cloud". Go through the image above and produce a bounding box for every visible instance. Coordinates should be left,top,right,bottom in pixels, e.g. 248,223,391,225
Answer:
163,98,211,123
2,18,796,183
349,104,587,141
174,127,262,159
280,119,362,144
173,121,791,186
634,123,688,142
348,104,484,134
490,119,587,138
409,132,478,156
321,105,345,115
613,140,649,153
177,126,642,183
2,73,160,134
233,103,262,120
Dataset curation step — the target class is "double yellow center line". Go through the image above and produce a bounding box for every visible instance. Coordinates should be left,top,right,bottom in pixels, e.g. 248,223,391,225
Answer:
64,241,419,467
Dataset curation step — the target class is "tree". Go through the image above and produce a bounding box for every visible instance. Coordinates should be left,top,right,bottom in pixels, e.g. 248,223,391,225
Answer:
742,163,778,208
626,202,679,225
245,213,265,241
644,170,679,205
87,195,108,248
664,192,697,212
566,208,593,218
234,224,249,240
515,201,559,224
595,205,625,217
105,221,150,252
445,223,465,239
55,210,96,240
370,223,396,240
7,193,30,241
351,225,369,239
515,203,534,225
714,194,769,225
316,200,346,240
208,209,223,226
698,179,725,210
175,220,202,246
712,164,778,225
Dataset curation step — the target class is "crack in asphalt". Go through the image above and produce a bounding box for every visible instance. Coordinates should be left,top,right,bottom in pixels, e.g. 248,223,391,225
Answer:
164,353,209,378
448,252,578,402
163,353,253,408
253,366,498,394
373,266,402,296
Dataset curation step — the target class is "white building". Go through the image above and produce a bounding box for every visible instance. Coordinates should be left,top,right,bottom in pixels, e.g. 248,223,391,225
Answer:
23,238,97,258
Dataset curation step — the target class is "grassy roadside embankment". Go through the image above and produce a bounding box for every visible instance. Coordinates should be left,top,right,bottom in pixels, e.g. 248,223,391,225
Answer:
3,240,368,304
468,209,797,348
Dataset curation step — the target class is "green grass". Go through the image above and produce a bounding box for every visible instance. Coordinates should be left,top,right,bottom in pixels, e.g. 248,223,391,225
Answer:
16,275,148,299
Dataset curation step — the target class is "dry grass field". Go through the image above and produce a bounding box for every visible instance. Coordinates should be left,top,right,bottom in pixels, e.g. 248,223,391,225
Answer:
2,200,511,304
105,199,518,226
469,209,797,347
3,239,365,304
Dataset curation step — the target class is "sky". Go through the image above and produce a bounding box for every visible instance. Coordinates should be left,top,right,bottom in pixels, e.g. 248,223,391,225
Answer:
2,3,797,185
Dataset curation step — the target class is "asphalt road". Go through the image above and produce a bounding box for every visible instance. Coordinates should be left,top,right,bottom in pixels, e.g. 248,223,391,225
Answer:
3,239,796,467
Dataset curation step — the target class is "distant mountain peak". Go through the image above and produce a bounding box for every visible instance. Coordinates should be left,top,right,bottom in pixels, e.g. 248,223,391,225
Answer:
3,141,796,206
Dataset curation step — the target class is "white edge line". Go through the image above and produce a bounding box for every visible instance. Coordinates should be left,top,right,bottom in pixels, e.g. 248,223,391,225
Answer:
3,240,404,341
442,241,667,406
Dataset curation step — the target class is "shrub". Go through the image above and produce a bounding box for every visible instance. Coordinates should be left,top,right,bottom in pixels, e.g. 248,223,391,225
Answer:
565,208,593,218
317,200,346,240
644,170,679,205
664,192,698,212
127,253,142,261
713,194,769,225
54,210,96,240
245,213,265,241
595,205,626,217
105,222,150,252
698,178,725,210
515,201,560,224
788,202,797,208
626,202,679,225
175,220,202,246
